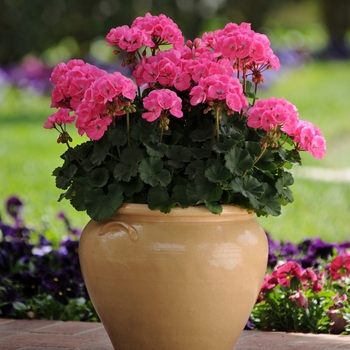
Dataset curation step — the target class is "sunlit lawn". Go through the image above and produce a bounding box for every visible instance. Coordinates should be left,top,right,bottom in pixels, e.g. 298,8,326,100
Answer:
1,60,350,242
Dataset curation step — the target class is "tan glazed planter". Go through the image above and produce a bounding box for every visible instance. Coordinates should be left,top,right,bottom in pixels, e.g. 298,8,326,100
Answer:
79,204,268,350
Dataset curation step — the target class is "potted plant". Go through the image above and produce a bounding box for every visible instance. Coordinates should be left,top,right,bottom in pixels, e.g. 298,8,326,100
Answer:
44,13,326,350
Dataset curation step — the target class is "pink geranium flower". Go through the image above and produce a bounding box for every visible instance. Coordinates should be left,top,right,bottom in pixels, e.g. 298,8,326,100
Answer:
293,120,326,159
142,89,183,122
43,108,76,129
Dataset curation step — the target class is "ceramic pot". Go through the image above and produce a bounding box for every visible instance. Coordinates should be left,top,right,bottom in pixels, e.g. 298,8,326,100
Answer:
79,204,268,350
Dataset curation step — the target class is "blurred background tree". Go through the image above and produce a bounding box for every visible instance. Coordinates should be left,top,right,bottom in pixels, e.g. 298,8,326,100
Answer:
1,0,349,66
318,0,350,58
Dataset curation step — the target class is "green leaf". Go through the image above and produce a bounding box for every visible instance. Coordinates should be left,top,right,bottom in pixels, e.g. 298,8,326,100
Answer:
278,147,302,165
204,201,222,214
185,160,205,179
171,185,190,208
131,118,157,143
145,143,168,157
147,186,176,213
85,183,123,221
139,157,171,187
191,147,209,159
166,145,192,168
65,142,92,162
258,183,282,216
230,175,264,201
225,146,254,176
91,136,110,165
186,181,202,205
276,171,294,204
245,141,263,157
253,149,278,176
195,174,223,202
70,178,88,211
120,177,144,197
205,162,231,183
81,158,95,172
113,147,143,182
108,127,127,146
190,125,213,142
55,164,78,189
213,139,239,154
13,301,28,312
87,168,109,187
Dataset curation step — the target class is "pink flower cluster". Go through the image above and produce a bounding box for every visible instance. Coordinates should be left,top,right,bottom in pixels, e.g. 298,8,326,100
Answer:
201,22,280,76
45,60,137,140
247,97,326,159
259,255,350,312
262,261,321,290
260,261,322,308
43,108,75,129
106,13,184,52
142,89,183,122
133,50,191,91
74,72,137,139
330,254,350,280
190,74,248,112
50,59,106,110
133,44,248,112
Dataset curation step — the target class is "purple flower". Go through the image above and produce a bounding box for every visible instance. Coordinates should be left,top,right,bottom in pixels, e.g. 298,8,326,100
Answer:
280,242,299,257
10,272,42,297
6,196,23,218
308,238,335,260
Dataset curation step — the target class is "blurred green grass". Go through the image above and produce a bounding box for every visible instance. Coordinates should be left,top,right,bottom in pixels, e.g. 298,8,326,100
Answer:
1,60,350,242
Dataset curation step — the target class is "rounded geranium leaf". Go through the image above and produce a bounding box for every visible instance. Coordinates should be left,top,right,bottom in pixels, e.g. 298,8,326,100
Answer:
113,147,143,182
139,157,171,187
147,186,176,213
205,163,231,183
166,145,192,168
225,147,254,176
91,137,111,166
84,184,123,221
195,174,223,202
231,176,264,200
87,168,109,187
204,201,223,214
55,164,78,190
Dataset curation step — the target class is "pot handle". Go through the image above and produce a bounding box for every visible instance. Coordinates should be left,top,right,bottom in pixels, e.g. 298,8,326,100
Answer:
98,221,139,242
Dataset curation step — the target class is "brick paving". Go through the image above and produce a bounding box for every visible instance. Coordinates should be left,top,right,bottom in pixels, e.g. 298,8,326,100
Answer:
0,318,349,349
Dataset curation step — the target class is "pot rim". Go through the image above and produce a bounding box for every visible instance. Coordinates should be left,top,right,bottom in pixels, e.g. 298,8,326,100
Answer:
109,203,255,222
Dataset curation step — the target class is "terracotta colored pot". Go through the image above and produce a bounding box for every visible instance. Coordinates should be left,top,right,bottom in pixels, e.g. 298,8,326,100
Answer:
79,204,268,350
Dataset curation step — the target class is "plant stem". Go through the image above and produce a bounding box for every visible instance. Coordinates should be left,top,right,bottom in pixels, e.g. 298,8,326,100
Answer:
126,112,130,147
215,109,220,143
160,126,164,143
242,60,247,94
242,145,267,178
252,145,267,166
117,145,121,160
253,82,258,106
